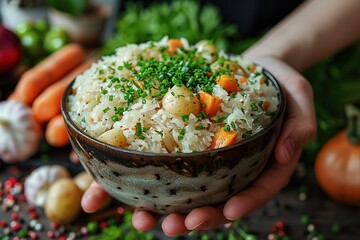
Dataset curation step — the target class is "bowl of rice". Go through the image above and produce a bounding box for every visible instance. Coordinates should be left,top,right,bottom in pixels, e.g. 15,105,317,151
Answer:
61,37,285,214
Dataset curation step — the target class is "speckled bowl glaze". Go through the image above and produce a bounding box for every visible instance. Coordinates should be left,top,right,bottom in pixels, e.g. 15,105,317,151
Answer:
61,69,285,214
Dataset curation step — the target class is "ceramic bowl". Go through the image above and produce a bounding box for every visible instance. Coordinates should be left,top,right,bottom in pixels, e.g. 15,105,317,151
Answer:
61,69,286,214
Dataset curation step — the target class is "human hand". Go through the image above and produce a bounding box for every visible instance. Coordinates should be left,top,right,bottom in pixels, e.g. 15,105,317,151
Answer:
81,56,316,236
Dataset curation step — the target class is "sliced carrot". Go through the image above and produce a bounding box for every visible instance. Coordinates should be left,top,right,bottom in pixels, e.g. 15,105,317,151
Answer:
249,64,256,72
168,38,182,53
199,91,222,117
210,127,238,149
262,101,270,112
260,77,265,85
216,75,237,92
32,57,96,123
240,77,247,84
45,114,70,147
14,43,85,106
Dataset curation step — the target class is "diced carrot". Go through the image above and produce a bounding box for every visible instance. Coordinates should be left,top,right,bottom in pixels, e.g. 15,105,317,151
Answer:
14,43,85,106
168,38,182,53
210,127,238,149
259,77,265,85
249,64,256,72
262,101,270,112
240,77,247,84
216,75,237,92
45,114,70,147
199,91,222,117
32,57,96,123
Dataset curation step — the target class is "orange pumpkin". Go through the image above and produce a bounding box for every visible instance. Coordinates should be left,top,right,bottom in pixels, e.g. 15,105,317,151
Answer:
315,104,360,206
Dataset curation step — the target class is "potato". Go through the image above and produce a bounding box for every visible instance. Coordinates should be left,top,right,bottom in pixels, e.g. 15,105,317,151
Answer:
97,128,128,147
162,85,200,117
44,178,82,225
74,171,93,193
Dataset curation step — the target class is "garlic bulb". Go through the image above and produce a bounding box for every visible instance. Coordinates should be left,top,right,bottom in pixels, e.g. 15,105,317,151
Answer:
0,100,42,163
24,165,70,206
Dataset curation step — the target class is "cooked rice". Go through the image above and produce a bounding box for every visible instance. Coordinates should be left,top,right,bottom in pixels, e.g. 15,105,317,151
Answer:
67,37,280,153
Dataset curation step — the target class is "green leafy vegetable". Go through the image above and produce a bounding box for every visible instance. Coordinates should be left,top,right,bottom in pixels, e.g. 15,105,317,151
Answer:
47,0,89,16
102,0,237,55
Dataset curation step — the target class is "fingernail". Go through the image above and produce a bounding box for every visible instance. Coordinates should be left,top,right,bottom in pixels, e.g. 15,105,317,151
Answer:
284,137,295,163
187,221,207,231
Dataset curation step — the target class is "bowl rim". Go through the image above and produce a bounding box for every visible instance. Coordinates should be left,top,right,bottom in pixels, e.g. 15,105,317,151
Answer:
61,68,286,157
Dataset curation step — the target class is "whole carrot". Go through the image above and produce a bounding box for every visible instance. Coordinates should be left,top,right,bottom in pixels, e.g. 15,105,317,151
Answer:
32,57,96,123
45,114,70,147
15,43,85,106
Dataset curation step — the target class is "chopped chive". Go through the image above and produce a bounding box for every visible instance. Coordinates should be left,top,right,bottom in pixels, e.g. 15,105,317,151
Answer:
179,128,185,135
211,116,221,123
178,135,184,141
103,107,110,113
102,89,108,95
155,130,163,137
111,115,119,122
81,117,86,123
250,101,258,111
135,123,142,136
230,121,237,130
195,125,205,130
182,115,189,122
223,124,230,132
109,95,114,101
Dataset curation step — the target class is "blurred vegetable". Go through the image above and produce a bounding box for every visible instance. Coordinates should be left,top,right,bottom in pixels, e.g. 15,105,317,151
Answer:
0,24,22,74
24,165,70,206
102,0,237,55
32,57,95,122
45,114,70,147
44,178,82,225
44,27,70,53
46,0,89,17
13,43,85,105
14,20,69,65
0,100,42,163
315,104,360,206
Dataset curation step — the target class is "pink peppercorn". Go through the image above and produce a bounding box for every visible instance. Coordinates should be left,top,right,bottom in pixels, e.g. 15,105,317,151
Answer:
47,230,56,238
10,220,21,231
11,212,19,220
29,211,38,219
28,230,38,240
0,219,7,227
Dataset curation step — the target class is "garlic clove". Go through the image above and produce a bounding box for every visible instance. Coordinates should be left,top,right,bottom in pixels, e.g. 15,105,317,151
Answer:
24,165,70,207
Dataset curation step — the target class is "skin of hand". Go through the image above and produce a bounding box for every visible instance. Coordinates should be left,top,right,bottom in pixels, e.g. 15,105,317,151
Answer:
81,55,317,236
